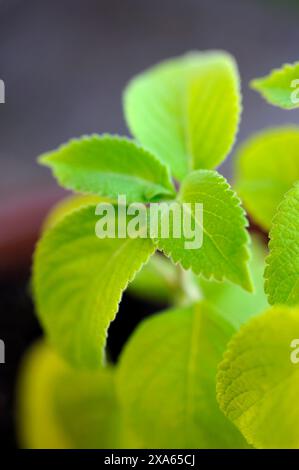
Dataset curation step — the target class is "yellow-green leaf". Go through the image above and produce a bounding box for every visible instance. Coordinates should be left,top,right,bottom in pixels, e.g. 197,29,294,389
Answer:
235,127,299,231
124,51,241,180
17,341,121,449
42,194,103,231
39,135,175,202
156,170,252,291
217,305,299,449
33,205,155,368
251,62,299,109
265,182,299,305
117,302,249,449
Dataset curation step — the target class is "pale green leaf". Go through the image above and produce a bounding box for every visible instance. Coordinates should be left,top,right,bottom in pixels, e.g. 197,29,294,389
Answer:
155,170,252,291
117,302,249,448
124,51,241,180
17,341,121,449
42,194,103,231
217,305,299,449
251,62,299,109
187,53,241,171
33,205,155,368
44,199,176,310
200,235,268,329
265,182,299,305
39,135,175,202
235,127,299,231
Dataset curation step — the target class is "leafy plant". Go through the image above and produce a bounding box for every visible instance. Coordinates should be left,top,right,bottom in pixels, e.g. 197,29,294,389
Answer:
117,302,250,449
18,52,299,449
217,305,299,449
32,50,251,370
251,61,299,109
216,59,299,449
234,126,299,231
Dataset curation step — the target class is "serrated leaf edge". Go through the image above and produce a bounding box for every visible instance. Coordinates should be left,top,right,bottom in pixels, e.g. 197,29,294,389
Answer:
264,181,299,305
250,62,299,109
39,133,176,202
33,204,156,368
155,171,252,291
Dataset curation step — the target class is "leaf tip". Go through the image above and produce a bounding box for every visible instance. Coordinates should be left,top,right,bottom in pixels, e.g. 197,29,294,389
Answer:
37,152,53,167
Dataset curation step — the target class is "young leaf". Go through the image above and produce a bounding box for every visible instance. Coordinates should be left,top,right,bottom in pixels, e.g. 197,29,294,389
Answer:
33,205,155,368
155,170,252,291
199,235,268,329
117,302,249,448
217,305,299,449
187,53,241,171
235,127,299,231
251,62,299,109
124,51,241,180
44,195,181,305
39,135,175,202
265,182,299,306
17,341,122,449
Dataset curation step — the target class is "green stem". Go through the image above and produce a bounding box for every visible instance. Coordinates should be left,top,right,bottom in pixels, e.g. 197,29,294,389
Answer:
175,265,202,306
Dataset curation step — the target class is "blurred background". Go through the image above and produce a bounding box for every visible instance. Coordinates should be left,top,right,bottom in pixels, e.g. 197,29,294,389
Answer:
0,0,299,448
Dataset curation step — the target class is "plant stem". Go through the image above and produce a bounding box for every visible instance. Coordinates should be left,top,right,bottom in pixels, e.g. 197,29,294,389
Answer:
175,265,202,306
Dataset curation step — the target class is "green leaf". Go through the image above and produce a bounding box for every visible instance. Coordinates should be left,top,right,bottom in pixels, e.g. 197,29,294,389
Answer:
200,235,268,329
235,127,299,231
187,53,241,171
251,62,299,109
265,182,299,306
43,194,103,231
117,302,249,448
39,135,175,202
217,305,299,449
124,51,241,180
155,170,252,291
33,205,155,368
17,341,122,449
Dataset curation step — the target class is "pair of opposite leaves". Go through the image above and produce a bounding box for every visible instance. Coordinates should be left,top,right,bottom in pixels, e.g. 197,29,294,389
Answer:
36,123,299,369
33,50,252,369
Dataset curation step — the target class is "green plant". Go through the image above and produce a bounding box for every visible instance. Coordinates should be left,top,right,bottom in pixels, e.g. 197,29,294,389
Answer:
18,53,299,449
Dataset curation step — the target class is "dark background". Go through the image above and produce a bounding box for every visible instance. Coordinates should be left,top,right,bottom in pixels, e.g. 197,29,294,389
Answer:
0,0,299,448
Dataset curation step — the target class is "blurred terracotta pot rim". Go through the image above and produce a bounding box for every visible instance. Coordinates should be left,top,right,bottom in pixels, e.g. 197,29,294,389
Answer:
0,186,66,276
